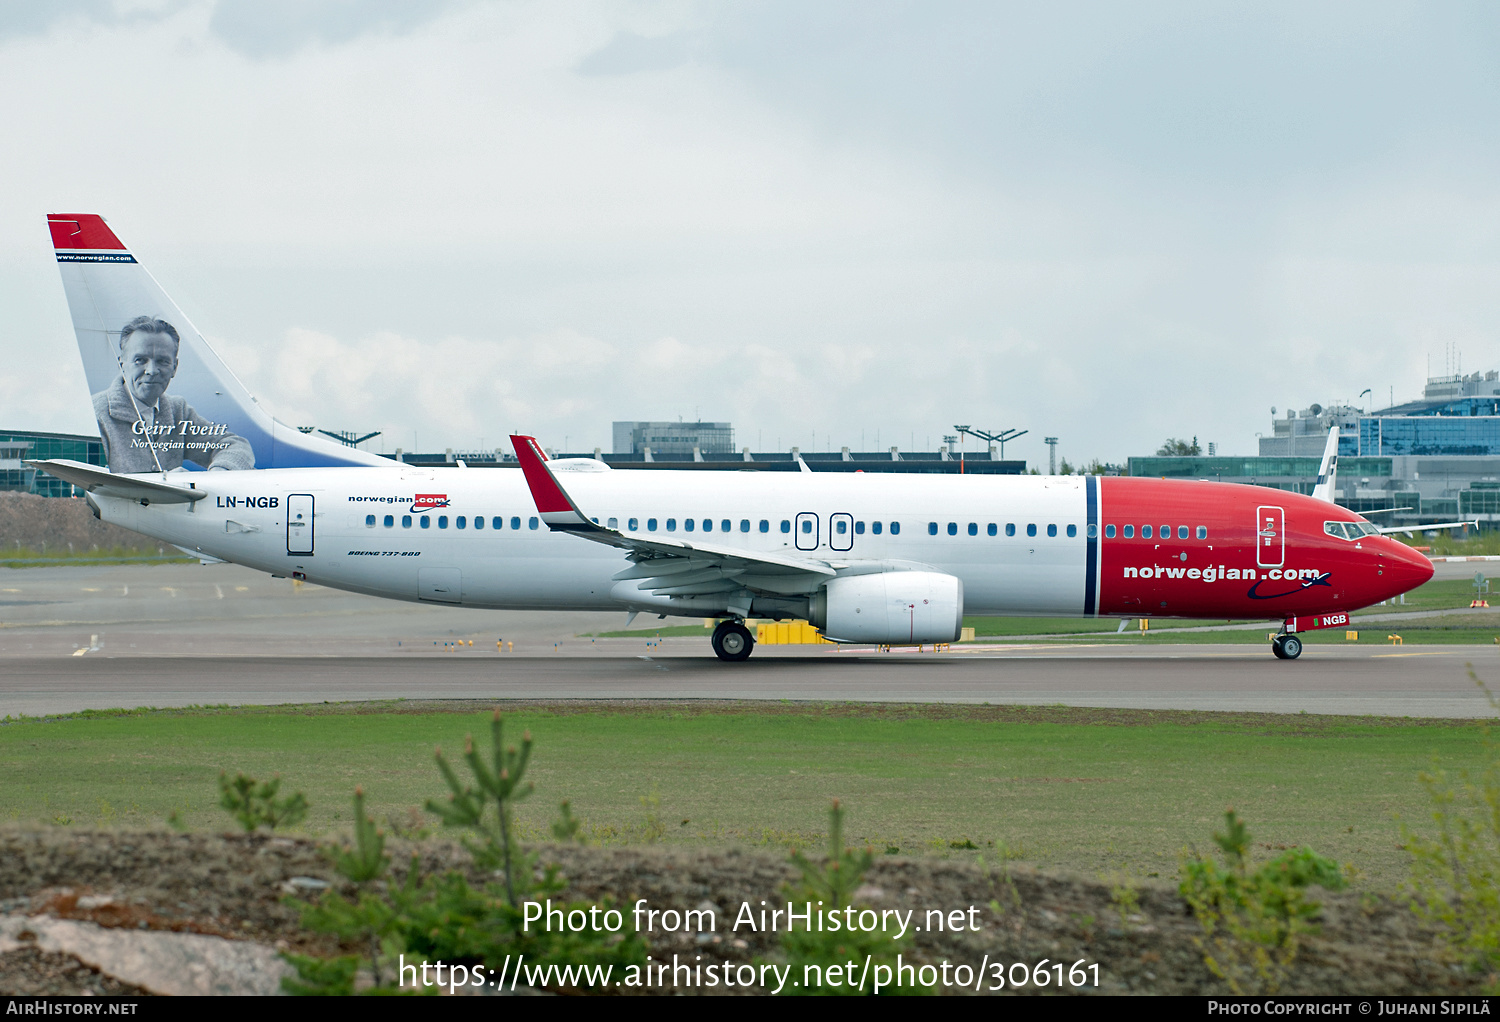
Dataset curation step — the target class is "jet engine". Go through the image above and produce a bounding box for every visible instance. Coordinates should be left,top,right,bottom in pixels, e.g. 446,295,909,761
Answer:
810,571,964,644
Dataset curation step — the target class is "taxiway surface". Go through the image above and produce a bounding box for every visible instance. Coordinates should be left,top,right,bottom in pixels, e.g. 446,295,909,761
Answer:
3,562,1497,718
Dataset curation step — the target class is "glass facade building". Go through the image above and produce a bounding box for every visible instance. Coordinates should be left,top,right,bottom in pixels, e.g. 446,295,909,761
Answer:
0,430,106,497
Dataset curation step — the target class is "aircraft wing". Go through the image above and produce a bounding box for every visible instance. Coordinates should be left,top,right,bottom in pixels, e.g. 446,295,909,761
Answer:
509,434,835,597
25,459,206,504
1377,520,1477,536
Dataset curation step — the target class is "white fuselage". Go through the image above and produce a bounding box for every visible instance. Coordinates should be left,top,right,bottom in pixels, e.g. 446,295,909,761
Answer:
93,465,1093,617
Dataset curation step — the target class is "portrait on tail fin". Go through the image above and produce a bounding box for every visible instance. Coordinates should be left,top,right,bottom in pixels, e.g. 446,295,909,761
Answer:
90,315,254,472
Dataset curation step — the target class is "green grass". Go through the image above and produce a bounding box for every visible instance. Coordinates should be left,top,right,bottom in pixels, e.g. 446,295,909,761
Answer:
587,625,711,638
0,702,1487,887
0,544,191,569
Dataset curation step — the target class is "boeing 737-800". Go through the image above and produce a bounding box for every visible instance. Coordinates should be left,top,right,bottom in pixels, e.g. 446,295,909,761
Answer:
29,214,1435,661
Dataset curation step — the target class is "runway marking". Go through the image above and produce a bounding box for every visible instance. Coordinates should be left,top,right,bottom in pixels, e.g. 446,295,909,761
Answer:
161,588,177,597
1373,651,1461,658
82,588,98,592
70,648,87,657
1,589,18,593
215,586,224,600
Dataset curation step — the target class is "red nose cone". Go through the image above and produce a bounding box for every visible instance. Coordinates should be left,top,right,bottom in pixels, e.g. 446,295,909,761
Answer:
1384,540,1434,594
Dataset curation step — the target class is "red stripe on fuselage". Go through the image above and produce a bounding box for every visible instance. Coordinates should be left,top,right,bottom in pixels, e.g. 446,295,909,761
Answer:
47,214,126,251
1096,477,1432,619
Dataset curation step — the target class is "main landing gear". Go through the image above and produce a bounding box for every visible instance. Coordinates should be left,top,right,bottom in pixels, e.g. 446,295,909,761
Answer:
1271,632,1303,660
711,619,755,662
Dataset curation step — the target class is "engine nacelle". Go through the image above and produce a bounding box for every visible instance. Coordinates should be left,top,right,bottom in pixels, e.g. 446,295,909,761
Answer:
811,571,964,644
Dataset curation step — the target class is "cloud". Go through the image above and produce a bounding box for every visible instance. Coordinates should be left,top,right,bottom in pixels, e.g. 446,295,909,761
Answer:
5,2,1500,467
207,0,462,59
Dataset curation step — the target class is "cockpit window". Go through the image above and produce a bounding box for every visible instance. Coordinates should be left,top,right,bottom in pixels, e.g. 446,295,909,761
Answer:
1325,520,1380,540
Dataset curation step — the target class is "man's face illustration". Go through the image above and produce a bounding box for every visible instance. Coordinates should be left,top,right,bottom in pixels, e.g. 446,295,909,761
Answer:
120,330,177,406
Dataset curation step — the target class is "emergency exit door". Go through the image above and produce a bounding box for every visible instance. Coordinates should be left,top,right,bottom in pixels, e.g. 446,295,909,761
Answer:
1255,506,1283,568
287,494,314,556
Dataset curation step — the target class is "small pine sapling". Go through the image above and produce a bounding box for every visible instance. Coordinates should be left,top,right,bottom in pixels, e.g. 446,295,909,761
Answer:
329,788,390,883
424,710,533,906
775,800,923,996
1180,809,1346,994
218,772,308,832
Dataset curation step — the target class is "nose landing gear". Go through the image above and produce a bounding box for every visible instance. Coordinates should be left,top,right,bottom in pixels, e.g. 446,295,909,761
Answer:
1271,632,1303,660
711,619,755,661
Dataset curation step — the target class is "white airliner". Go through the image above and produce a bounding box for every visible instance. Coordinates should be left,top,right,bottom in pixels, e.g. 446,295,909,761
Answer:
29,214,1434,661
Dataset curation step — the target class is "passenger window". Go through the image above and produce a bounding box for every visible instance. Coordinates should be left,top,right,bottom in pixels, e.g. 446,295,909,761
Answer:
421,516,431,529
760,520,770,533
928,522,939,536
890,522,901,535
967,523,978,536
1142,525,1152,539
529,517,539,530
855,521,865,535
1026,524,1037,537
607,517,618,529
836,520,848,534
780,520,790,533
384,514,394,528
1047,524,1058,537
510,517,521,530
402,515,412,528
872,521,883,535
1177,525,1188,539
1196,526,1207,540
740,519,750,533
684,519,694,532
475,516,484,530
948,523,958,536
456,516,466,529
1161,525,1170,539
1005,523,1015,537
1067,524,1077,538
365,514,376,527
438,516,449,529
1085,524,1096,538
801,519,813,534
490,517,500,530
647,518,658,532
1105,524,1115,538
987,523,997,536
1123,524,1133,538
667,518,677,532
628,518,639,531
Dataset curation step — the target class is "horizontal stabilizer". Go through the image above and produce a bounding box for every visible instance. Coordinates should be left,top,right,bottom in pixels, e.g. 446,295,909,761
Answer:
25,459,205,504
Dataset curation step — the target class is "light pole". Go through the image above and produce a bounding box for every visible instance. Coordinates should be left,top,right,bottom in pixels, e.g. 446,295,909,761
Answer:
1044,437,1059,475
955,426,1029,461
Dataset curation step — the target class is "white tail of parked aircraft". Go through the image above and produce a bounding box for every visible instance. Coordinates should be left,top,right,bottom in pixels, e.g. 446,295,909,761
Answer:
1310,426,1339,504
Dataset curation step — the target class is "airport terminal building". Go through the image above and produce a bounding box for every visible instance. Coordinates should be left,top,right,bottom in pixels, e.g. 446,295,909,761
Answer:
1133,370,1500,528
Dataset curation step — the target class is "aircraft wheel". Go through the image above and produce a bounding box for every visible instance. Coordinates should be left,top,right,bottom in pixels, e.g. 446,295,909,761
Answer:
1271,633,1302,660
712,620,754,662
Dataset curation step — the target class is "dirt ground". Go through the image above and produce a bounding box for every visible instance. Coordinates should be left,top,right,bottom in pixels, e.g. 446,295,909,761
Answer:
0,491,159,555
0,827,1484,996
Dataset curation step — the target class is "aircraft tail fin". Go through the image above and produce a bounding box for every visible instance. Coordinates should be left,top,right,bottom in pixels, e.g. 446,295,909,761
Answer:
1311,426,1339,504
48,213,388,472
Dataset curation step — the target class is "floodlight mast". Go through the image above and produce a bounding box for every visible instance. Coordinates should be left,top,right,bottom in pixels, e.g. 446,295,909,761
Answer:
955,425,1029,460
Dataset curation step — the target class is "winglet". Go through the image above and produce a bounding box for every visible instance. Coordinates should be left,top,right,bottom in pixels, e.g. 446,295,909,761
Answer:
1312,426,1339,504
509,435,597,531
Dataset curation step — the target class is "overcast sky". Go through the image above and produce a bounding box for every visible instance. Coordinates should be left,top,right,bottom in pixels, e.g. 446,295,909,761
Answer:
3,1,1499,465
